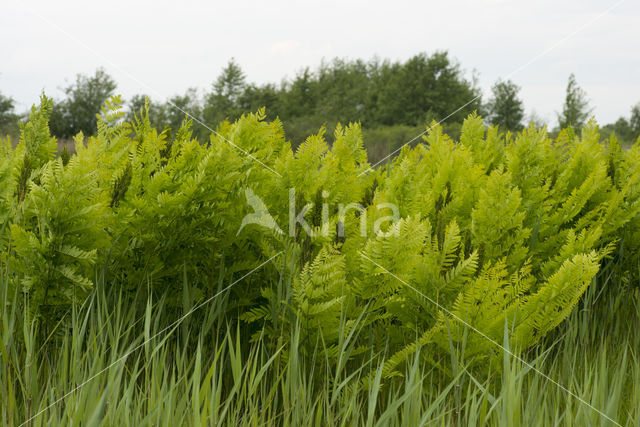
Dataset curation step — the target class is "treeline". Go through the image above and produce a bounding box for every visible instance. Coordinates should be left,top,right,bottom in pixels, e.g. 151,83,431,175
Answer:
130,52,481,147
1,51,639,157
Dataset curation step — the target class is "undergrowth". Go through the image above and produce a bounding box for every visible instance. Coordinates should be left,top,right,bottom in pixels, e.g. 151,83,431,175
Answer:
1,94,640,425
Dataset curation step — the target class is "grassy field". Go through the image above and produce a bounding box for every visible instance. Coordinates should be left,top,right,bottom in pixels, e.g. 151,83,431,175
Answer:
1,262,638,426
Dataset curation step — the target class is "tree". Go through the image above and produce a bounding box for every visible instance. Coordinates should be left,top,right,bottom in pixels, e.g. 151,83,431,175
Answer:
485,79,524,131
50,68,117,138
610,117,632,141
281,67,318,118
165,88,202,131
630,103,640,138
602,102,640,145
314,58,371,124
204,59,247,125
557,73,592,130
370,52,480,127
240,83,283,121
0,92,18,137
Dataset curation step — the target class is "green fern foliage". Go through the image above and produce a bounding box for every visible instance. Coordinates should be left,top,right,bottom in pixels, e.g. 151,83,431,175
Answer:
9,156,110,313
3,94,640,380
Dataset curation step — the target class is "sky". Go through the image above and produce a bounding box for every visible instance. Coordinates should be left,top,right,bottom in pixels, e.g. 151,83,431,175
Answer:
2,0,639,128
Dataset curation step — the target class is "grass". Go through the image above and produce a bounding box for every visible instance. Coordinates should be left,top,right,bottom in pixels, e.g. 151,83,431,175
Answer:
1,257,638,427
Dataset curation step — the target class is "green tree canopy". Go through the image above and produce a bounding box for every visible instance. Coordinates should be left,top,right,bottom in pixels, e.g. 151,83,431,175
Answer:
50,68,117,139
370,52,480,126
601,102,640,145
204,59,247,125
557,73,592,131
165,88,202,134
314,58,371,124
281,67,318,118
630,103,640,137
0,92,18,137
239,83,283,121
485,79,524,131
198,52,480,144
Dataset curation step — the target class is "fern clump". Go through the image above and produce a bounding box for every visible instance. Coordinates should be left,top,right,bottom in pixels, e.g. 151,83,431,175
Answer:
253,114,640,377
3,95,640,379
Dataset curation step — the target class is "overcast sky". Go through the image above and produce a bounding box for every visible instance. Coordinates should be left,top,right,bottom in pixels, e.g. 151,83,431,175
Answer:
2,0,639,128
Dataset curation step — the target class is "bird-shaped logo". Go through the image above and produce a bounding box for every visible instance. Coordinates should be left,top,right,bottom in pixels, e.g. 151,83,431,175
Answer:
237,187,283,235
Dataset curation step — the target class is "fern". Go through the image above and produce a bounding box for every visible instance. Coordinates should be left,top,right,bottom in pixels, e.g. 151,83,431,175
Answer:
9,156,110,314
4,93,640,381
